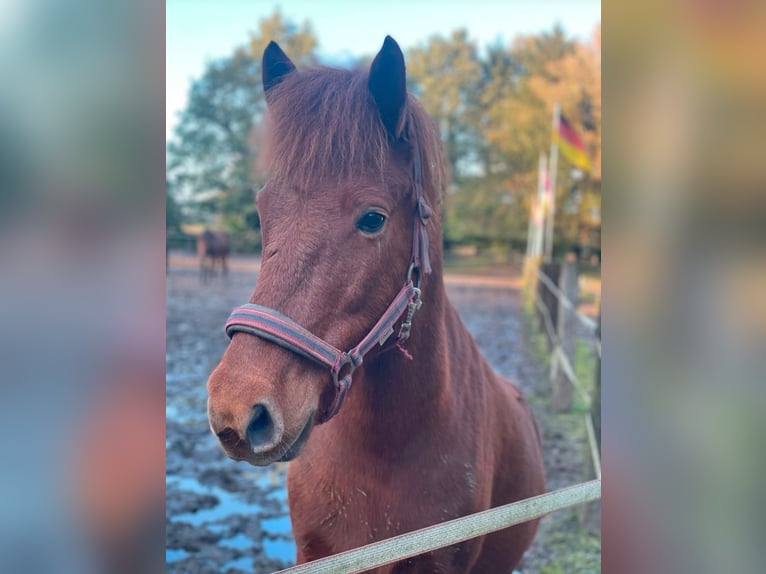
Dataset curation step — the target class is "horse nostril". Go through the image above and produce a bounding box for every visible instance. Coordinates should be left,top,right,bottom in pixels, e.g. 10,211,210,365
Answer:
216,427,240,448
246,403,275,449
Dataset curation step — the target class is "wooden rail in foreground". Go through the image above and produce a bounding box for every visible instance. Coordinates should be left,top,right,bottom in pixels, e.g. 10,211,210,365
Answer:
275,480,601,574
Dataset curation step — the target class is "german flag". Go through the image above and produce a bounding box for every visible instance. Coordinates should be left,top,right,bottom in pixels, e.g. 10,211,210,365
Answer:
556,114,592,173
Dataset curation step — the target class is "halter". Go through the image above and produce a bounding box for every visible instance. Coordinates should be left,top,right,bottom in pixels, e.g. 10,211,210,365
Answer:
224,126,432,423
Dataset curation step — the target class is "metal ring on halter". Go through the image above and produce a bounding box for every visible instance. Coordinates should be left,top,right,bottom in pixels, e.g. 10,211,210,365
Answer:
331,354,354,390
406,262,421,288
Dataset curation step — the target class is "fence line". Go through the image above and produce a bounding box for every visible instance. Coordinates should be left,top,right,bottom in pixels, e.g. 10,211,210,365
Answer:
553,346,591,408
535,294,558,346
584,414,602,479
536,269,599,333
535,296,594,408
275,480,602,574
536,268,601,359
533,265,601,482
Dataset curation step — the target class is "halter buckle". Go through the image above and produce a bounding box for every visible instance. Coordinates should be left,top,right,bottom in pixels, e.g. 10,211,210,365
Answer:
417,196,432,225
397,287,422,342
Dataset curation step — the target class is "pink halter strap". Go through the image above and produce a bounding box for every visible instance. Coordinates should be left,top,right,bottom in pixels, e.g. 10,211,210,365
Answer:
225,281,421,422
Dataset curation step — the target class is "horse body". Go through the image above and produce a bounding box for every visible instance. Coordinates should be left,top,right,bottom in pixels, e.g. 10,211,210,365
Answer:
197,229,230,282
288,298,545,572
207,37,544,573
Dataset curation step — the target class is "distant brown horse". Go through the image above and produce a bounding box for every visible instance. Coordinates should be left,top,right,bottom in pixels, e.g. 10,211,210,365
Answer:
197,229,230,283
207,37,545,572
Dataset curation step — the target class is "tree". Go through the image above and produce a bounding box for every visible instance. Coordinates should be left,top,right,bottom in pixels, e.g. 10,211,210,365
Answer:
406,30,483,180
481,26,578,179
457,25,600,247
246,11,318,70
527,24,601,176
525,25,601,249
165,180,183,232
417,27,577,246
167,10,318,251
167,16,601,256
168,51,262,209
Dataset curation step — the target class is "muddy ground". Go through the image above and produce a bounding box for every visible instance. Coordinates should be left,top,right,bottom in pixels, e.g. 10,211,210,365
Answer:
166,254,601,573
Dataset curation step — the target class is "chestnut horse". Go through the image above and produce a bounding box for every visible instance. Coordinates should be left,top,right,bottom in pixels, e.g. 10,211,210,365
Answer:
207,37,545,572
197,228,230,283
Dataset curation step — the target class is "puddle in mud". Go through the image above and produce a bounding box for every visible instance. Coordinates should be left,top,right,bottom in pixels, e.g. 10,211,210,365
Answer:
166,466,295,568
166,549,189,562
261,515,291,534
168,476,265,525
220,533,253,550
264,537,297,560
224,556,256,571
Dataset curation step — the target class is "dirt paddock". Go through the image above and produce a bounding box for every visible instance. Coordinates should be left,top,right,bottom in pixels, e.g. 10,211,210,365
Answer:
166,252,600,573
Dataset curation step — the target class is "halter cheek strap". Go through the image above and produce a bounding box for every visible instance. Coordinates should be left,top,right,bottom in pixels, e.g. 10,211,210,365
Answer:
410,117,432,275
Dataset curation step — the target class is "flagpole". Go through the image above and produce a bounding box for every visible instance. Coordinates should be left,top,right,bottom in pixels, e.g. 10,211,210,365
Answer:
544,102,561,263
525,189,536,260
535,153,547,257
527,153,544,259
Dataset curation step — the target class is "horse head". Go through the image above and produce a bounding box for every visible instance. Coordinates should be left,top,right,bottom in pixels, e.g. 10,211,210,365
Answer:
207,37,445,466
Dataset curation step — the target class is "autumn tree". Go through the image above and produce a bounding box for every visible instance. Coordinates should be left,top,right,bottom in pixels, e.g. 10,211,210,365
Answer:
407,30,483,180
444,25,600,248
525,24,601,248
168,17,600,255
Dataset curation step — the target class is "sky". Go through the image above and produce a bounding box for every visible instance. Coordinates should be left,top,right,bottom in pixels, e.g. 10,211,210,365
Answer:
167,0,601,139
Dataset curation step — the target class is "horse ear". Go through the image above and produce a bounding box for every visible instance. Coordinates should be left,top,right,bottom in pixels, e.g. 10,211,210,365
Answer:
262,41,296,99
369,36,407,138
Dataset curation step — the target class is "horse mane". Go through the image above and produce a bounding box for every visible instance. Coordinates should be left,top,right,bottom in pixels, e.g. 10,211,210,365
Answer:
259,65,448,207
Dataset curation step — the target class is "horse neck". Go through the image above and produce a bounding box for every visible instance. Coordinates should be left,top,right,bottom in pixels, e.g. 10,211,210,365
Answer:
334,262,456,446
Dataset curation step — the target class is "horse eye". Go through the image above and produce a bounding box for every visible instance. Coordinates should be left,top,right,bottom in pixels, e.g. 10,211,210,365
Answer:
356,211,387,234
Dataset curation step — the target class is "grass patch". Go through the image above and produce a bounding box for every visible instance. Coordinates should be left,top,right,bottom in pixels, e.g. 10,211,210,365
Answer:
534,512,601,574
522,301,599,418
518,302,601,573
529,327,551,367
571,339,597,413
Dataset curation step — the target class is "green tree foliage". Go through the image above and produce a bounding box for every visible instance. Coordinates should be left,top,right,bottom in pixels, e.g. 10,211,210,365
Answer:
168,51,261,208
407,25,600,246
246,11,318,69
407,30,483,178
168,14,600,254
165,180,183,232
167,11,317,251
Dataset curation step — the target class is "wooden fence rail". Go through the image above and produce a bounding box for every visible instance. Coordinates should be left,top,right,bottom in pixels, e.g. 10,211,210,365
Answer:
532,259,602,518
275,480,601,574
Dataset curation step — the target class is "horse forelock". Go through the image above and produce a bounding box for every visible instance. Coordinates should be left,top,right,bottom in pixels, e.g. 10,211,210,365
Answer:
260,66,447,206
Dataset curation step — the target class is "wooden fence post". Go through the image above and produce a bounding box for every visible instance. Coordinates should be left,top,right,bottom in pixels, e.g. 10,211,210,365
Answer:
591,310,601,451
579,310,601,532
537,263,560,350
551,258,578,412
